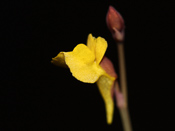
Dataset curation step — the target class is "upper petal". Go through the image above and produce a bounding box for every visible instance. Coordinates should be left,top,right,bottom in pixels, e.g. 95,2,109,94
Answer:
64,44,105,83
87,34,96,54
87,34,108,64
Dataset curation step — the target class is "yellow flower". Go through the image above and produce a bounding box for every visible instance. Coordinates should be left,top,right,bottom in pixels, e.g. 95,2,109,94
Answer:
51,34,117,124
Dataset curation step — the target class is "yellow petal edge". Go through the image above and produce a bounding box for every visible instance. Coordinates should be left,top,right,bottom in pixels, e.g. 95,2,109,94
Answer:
51,52,67,68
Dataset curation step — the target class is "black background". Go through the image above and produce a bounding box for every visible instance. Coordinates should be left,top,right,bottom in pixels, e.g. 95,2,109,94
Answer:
1,0,174,130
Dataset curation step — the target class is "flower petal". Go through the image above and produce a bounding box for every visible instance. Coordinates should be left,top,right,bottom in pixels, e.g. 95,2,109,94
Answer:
51,52,68,68
64,44,105,83
87,34,108,64
96,74,116,124
87,34,96,54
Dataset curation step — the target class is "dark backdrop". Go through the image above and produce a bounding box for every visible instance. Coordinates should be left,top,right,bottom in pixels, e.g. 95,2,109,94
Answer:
1,0,174,130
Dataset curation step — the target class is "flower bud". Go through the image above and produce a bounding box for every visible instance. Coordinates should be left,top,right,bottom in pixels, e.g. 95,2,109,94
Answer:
106,6,125,42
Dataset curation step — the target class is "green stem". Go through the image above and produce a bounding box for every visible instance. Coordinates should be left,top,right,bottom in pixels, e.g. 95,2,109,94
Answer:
117,43,128,105
119,107,132,131
116,42,132,131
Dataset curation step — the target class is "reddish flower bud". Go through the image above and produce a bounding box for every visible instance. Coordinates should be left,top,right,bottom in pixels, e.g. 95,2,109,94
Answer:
106,6,125,42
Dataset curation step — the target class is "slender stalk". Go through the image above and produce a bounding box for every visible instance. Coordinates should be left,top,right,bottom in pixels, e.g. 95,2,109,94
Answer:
117,42,128,106
116,42,132,131
119,107,132,131
115,80,132,131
